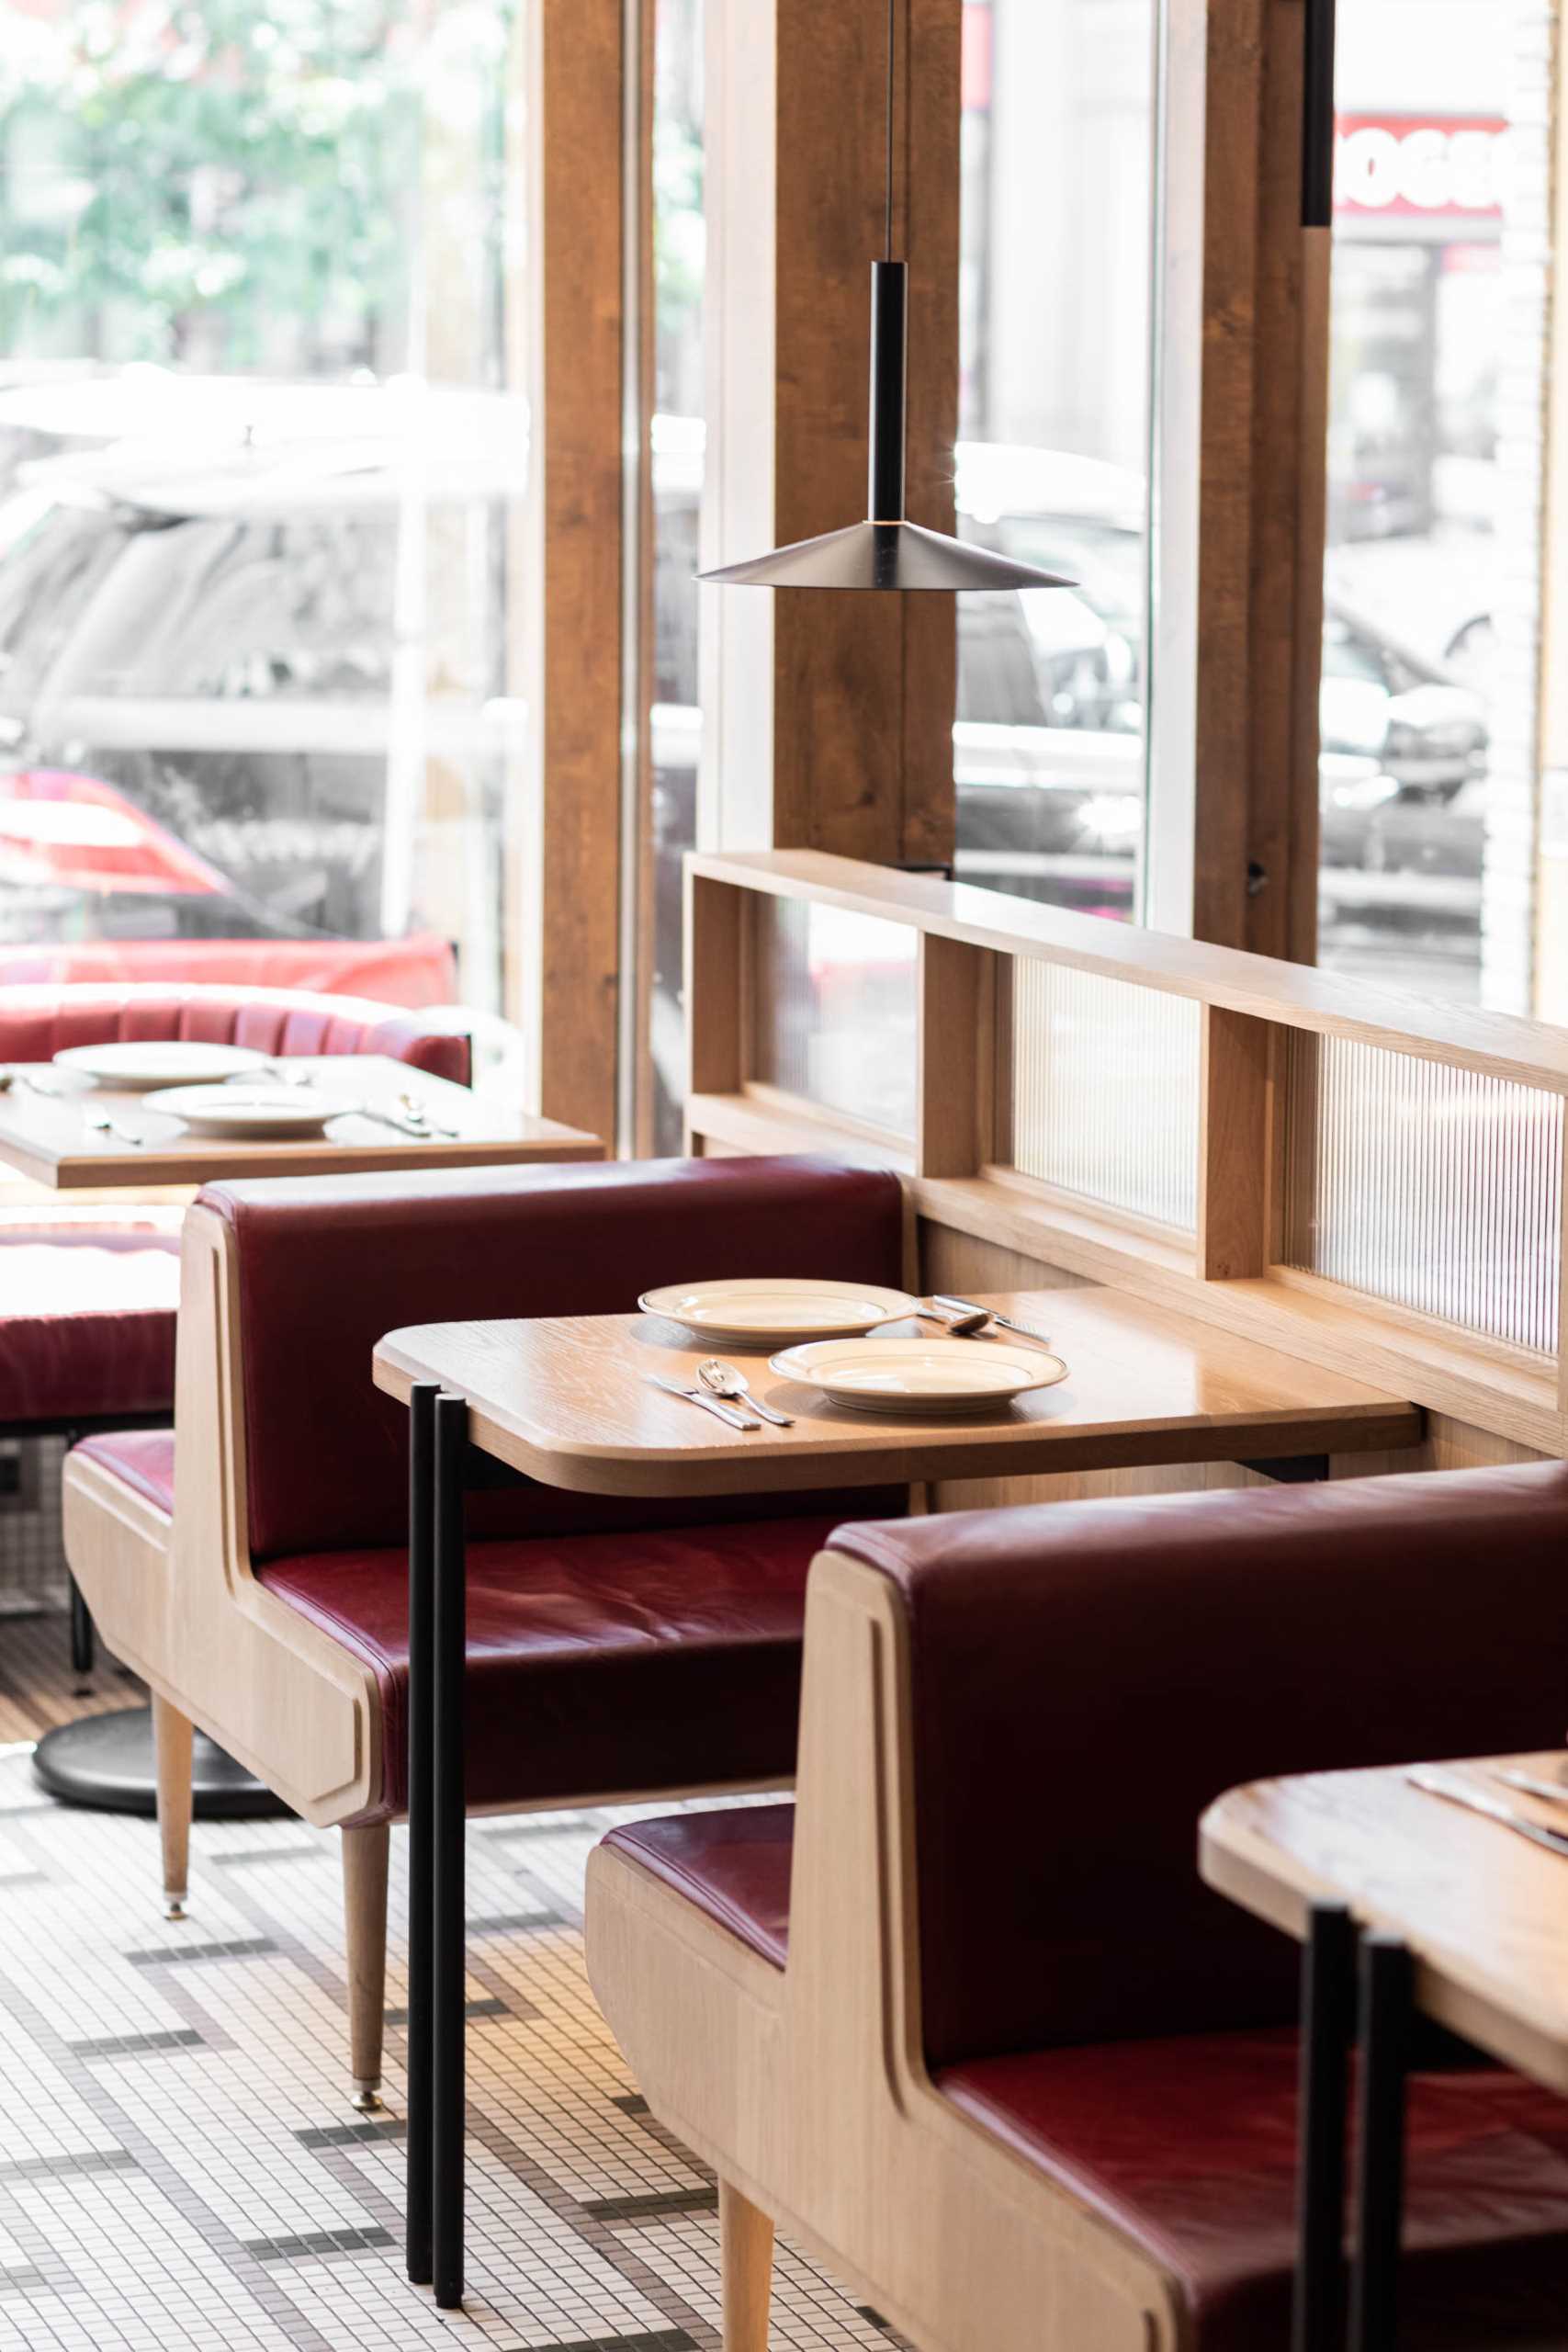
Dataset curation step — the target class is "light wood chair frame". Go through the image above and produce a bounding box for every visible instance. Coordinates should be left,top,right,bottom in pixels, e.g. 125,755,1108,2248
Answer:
585,1544,1190,2352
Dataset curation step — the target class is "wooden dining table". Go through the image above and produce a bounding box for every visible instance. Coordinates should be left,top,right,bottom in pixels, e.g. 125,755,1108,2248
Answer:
1201,1753,1568,2351
5,1048,603,1821
372,1283,1422,2309
0,1052,601,1189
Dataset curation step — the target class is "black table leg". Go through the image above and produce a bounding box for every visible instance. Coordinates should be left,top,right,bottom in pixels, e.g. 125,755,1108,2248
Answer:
1349,1934,1411,2352
404,1382,438,2287
432,1393,468,2310
67,1574,95,1678
1293,1902,1355,2352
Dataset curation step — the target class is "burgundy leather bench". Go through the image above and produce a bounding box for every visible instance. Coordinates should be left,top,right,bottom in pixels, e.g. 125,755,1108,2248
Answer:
0,985,469,1781
62,1153,908,2132
0,982,470,1085
588,1465,1568,2352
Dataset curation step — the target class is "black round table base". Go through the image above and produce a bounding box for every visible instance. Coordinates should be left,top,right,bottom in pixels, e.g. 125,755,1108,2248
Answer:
33,1705,290,1819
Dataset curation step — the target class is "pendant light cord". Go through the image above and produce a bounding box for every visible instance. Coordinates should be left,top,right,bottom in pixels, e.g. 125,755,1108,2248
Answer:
884,0,896,259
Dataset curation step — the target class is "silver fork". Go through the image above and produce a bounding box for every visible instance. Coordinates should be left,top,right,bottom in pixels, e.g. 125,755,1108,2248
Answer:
85,1110,145,1148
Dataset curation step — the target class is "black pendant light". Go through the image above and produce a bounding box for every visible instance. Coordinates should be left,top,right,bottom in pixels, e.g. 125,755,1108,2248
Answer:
700,0,1074,593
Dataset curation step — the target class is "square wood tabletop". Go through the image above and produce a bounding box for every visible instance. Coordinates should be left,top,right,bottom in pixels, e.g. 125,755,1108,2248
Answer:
372,1284,1421,1499
1201,1754,1568,2096
0,1055,603,1188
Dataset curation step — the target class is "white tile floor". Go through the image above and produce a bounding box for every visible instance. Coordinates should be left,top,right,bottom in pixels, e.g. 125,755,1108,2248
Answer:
0,1747,893,2352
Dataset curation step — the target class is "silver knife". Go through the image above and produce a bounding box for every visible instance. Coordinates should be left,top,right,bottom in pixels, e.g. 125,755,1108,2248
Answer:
1406,1770,1568,1858
1491,1766,1568,1808
931,1294,1054,1349
646,1374,759,1431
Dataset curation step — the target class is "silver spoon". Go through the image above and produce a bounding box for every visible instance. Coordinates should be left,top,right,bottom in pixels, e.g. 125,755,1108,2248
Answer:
911,1304,989,1336
398,1091,459,1138
697,1359,795,1427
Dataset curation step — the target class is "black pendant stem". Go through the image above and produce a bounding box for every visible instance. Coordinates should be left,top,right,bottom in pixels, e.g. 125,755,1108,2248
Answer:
868,260,908,523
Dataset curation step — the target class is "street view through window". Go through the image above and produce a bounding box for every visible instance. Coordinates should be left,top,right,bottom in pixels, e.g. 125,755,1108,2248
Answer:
0,0,1540,1041
0,0,521,1018
953,0,1534,1011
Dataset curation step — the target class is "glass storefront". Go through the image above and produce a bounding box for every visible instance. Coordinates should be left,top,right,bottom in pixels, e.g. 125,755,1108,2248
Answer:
952,0,1156,919
0,0,524,1014
1318,5,1538,1006
646,0,704,1152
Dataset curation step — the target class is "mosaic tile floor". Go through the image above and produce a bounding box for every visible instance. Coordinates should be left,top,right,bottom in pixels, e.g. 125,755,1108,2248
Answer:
0,1742,888,2352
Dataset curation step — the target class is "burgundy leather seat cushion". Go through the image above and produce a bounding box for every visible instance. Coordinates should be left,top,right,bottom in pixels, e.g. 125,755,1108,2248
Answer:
831,1463,1568,2069
260,1540,829,1825
0,1225,179,1425
940,2039,1568,2350
200,1155,907,1562
73,1428,176,1515
0,991,468,1086
602,1804,795,1970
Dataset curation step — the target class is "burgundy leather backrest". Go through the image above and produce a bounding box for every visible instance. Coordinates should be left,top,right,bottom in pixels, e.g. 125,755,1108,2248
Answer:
200,1155,906,1562
832,1463,1568,2069
0,990,469,1087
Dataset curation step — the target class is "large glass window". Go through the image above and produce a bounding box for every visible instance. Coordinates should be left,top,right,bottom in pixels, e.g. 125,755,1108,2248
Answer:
645,0,704,1151
0,0,525,1015
953,0,1156,918
1317,1,1540,1008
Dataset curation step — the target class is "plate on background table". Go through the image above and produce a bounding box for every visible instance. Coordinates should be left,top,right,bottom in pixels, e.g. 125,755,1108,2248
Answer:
770,1335,1068,1416
141,1082,356,1138
53,1040,271,1091
638,1276,919,1345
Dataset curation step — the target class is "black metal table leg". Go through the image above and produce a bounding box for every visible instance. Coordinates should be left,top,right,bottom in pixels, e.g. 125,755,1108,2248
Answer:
1349,1934,1411,2352
404,1382,438,2286
67,1573,95,1678
1293,1902,1355,2352
432,1393,468,2310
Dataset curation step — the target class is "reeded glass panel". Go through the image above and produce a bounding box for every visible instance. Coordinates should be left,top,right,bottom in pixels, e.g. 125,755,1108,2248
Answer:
1010,962,1199,1229
1282,1033,1562,1351
750,900,918,1140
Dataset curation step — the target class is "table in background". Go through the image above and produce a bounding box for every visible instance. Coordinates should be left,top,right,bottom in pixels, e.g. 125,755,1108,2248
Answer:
6,1055,603,1815
0,1053,600,1189
1201,1753,1568,2350
373,1285,1421,2307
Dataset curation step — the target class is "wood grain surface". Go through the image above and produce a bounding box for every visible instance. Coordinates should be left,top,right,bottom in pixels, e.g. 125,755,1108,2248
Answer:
1201,1753,1568,2095
373,1284,1418,1498
0,1056,603,1189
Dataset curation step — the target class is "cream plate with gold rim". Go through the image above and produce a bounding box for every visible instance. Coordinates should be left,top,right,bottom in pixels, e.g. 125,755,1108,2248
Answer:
141,1082,357,1137
638,1276,919,1345
53,1040,270,1090
769,1335,1069,1416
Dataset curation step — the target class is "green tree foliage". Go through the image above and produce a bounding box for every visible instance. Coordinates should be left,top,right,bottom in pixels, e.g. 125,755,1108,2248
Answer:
0,0,437,370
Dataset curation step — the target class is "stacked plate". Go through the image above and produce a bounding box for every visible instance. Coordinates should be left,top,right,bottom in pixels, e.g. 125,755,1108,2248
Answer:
769,1335,1066,1416
53,1040,271,1090
141,1084,355,1138
638,1277,918,1344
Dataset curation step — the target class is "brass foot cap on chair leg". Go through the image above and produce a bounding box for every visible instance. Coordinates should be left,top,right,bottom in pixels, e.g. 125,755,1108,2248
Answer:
351,2080,382,2113
164,1894,187,1920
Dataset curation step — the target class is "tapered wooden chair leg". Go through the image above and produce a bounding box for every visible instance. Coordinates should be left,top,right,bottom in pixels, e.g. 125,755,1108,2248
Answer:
151,1695,193,1920
719,2180,774,2352
342,1823,390,2111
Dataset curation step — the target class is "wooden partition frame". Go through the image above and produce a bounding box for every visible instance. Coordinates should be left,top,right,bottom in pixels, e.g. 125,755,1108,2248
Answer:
685,848,1568,1456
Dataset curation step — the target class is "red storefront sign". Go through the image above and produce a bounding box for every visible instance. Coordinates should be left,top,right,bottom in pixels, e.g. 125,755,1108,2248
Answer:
1335,115,1508,221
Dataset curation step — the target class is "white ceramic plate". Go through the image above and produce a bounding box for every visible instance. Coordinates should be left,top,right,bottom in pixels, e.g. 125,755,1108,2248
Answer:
141,1082,358,1137
768,1335,1068,1416
53,1041,270,1090
638,1276,919,1345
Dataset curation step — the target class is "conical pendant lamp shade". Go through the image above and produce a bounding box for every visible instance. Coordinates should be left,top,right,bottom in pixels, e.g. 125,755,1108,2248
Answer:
699,262,1075,594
